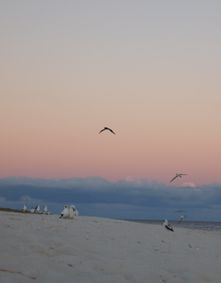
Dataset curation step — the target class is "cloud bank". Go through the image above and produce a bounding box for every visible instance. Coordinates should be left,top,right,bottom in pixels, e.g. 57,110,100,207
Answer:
0,177,221,221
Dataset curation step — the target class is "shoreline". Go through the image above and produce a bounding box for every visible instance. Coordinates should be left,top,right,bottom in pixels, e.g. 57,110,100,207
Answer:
1,207,221,231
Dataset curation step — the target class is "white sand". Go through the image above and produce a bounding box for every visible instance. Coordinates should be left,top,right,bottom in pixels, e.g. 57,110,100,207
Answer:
0,212,220,283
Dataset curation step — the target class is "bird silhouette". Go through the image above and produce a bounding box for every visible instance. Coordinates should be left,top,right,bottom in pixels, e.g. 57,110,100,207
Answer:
163,219,174,232
170,173,187,183
99,127,116,135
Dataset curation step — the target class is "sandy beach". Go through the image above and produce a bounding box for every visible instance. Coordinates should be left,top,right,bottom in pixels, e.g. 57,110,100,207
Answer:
0,211,220,283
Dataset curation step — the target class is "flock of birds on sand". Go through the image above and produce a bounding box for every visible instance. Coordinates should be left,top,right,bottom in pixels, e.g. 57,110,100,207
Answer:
99,126,188,184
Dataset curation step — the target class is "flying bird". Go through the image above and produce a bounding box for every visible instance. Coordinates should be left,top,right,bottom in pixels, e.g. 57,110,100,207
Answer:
170,173,187,183
99,127,116,135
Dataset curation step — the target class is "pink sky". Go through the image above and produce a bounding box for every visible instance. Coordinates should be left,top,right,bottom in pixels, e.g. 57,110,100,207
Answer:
1,1,221,185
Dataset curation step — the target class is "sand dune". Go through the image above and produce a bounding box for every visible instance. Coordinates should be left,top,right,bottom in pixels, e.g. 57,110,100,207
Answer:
0,211,220,283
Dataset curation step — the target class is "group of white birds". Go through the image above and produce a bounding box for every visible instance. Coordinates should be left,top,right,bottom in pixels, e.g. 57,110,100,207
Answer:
22,204,50,215
99,126,188,184
59,205,79,219
22,204,79,219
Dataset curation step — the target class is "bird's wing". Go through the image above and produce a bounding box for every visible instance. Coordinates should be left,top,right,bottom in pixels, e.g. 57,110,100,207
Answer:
99,128,105,134
170,175,178,183
109,128,116,134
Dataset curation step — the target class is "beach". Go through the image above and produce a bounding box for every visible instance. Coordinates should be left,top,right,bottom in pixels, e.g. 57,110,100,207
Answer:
0,211,220,283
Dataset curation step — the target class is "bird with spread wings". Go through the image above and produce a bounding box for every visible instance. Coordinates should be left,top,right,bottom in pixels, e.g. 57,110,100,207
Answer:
170,173,187,183
99,127,116,135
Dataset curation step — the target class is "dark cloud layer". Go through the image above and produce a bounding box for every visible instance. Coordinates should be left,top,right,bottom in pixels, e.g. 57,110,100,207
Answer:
0,177,221,221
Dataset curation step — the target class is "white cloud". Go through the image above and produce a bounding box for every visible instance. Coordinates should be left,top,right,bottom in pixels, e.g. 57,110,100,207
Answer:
181,182,197,188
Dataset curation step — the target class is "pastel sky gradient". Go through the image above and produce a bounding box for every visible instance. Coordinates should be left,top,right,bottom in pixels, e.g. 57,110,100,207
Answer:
1,1,221,184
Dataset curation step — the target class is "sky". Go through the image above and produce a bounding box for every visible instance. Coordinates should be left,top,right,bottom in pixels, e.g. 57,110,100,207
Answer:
1,1,221,187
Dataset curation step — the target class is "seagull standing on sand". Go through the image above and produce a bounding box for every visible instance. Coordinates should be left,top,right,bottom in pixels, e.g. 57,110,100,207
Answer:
170,173,187,183
23,204,28,212
163,219,174,232
99,127,116,135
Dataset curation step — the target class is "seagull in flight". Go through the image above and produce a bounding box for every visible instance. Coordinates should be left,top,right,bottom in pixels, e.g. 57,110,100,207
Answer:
99,127,116,135
170,173,187,183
